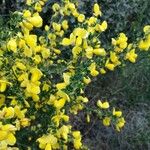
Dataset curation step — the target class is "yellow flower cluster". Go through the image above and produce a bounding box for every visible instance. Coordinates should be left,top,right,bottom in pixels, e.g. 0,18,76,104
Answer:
18,68,43,102
0,123,17,149
26,0,47,12
138,25,150,51
72,131,82,149
0,0,150,149
96,100,125,130
0,104,30,149
0,80,11,92
112,33,128,53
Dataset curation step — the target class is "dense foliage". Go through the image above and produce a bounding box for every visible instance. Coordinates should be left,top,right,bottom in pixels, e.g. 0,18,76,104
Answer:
0,0,150,149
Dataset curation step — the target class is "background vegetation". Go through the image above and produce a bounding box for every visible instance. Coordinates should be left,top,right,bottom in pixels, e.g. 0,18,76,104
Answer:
0,0,150,149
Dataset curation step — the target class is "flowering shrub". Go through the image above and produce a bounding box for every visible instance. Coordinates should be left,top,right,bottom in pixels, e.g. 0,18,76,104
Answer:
0,0,150,149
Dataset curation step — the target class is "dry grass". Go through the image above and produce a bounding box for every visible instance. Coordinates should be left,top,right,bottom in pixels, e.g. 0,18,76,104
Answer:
72,57,150,150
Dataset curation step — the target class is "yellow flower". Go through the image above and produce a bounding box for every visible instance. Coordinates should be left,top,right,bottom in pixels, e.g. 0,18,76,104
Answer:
0,80,11,92
26,82,40,95
113,108,122,117
74,139,82,149
93,48,106,56
26,0,32,6
56,73,70,90
69,33,76,44
57,30,64,37
52,112,69,127
28,15,43,27
88,62,99,76
44,25,49,31
97,100,109,109
125,49,138,63
90,69,99,77
119,42,128,49
138,40,150,51
62,20,69,30
6,132,16,146
76,96,88,103
39,1,45,6
53,49,61,55
85,47,93,59
0,124,17,146
99,21,108,32
88,26,95,34
72,9,79,17
20,23,30,34
57,125,70,141
52,22,61,32
24,34,37,48
77,14,85,23
73,28,88,39
103,117,111,126
68,2,76,11
143,25,150,33
105,59,115,71
114,46,124,53
110,52,118,63
7,38,17,53
70,104,83,115
14,106,27,119
37,134,58,150
20,118,31,127
0,130,8,141
0,94,5,107
82,41,87,51
47,94,56,105
116,117,126,131
33,55,42,64
72,46,82,58
54,98,66,110
18,73,28,82
62,38,71,46
72,131,82,149
57,90,70,102
42,83,50,92
112,33,128,53
100,68,106,74
56,83,67,90
45,144,52,150
75,37,82,46
83,77,91,85
2,124,17,132
105,64,115,71
10,98,18,106
23,46,32,57
3,107,15,119
52,3,60,12
112,38,117,46
118,33,128,43
110,51,121,66
16,62,26,70
50,33,56,41
116,33,128,49
34,2,42,12
23,10,31,18
93,3,102,16
22,21,33,31
88,17,97,26
0,81,7,92
41,48,51,59
72,131,81,140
